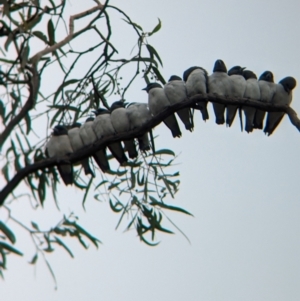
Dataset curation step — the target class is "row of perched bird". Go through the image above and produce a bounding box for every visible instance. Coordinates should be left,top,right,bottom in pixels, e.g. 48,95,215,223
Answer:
45,59,297,186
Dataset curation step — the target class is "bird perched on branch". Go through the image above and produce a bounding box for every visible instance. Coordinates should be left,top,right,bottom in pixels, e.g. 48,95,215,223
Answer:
242,70,260,133
126,102,153,151
79,117,110,173
254,71,276,129
92,108,128,166
227,65,246,127
110,101,138,159
164,75,193,131
264,76,297,136
45,125,73,186
68,123,94,177
183,66,208,121
143,82,182,138
208,59,230,125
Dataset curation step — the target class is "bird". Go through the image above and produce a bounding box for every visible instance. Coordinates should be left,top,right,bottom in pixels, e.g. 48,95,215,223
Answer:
264,76,297,136
79,117,110,173
208,59,231,124
164,75,193,131
68,122,95,177
110,101,138,159
226,65,246,127
92,108,128,165
126,102,153,151
253,71,276,129
183,66,209,121
242,70,261,133
143,82,182,138
45,125,73,186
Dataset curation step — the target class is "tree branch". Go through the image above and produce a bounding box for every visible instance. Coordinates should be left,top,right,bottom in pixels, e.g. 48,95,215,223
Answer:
0,64,40,149
1,93,299,205
30,2,104,64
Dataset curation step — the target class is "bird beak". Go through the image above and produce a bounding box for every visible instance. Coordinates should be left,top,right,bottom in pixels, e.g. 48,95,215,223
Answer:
53,127,59,134
242,67,246,71
142,87,147,91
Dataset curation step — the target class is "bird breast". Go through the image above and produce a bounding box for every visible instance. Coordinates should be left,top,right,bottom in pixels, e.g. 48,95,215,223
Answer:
148,88,170,116
111,108,130,133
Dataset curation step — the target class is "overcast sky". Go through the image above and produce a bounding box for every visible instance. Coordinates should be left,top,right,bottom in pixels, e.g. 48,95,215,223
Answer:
1,0,300,300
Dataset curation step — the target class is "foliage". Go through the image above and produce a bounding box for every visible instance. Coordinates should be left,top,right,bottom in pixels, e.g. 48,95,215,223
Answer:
0,0,191,281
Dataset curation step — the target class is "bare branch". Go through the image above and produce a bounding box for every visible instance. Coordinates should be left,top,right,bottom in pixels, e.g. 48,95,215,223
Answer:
30,2,104,64
1,93,299,205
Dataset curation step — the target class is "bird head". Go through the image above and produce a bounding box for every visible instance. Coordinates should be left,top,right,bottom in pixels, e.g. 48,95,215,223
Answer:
213,59,227,73
228,66,246,76
259,71,274,83
279,76,297,94
243,70,257,80
142,82,162,93
168,75,182,82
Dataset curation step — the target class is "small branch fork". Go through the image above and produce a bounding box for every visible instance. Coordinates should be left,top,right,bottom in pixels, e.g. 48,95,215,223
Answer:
1,93,299,205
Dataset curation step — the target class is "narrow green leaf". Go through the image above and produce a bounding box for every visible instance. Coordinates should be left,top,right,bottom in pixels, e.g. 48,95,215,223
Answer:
0,222,16,244
154,149,175,156
122,18,143,31
109,198,123,213
130,57,158,67
54,236,74,258
2,164,9,181
0,100,5,119
152,66,166,85
33,31,48,44
146,44,163,67
29,253,38,264
31,221,39,231
53,79,79,104
82,177,93,209
0,242,23,256
25,113,31,134
150,200,193,216
47,19,55,46
130,168,136,189
148,18,161,36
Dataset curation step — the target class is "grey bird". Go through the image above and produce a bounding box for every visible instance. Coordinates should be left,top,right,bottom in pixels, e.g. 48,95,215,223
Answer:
80,117,110,173
143,82,182,138
92,108,128,165
126,102,153,151
183,67,209,121
227,65,246,127
164,75,193,131
253,71,276,129
264,76,297,136
68,122,94,177
208,59,231,124
45,125,73,186
110,101,138,159
242,70,261,133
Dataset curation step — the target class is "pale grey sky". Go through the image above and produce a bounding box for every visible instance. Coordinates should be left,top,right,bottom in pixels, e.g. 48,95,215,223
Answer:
1,0,300,300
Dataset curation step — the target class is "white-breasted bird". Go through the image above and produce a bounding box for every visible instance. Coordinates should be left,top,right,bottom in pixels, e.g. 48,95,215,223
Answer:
227,65,246,127
80,117,110,173
92,108,128,165
110,101,138,159
126,102,153,151
208,59,231,124
253,71,276,129
164,75,193,131
183,67,209,121
68,122,94,177
264,76,297,136
143,82,182,138
45,125,73,186
242,70,261,133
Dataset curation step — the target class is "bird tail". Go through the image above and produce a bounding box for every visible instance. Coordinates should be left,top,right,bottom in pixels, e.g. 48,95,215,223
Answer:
264,112,285,136
199,101,209,121
163,114,182,138
82,158,95,177
213,103,225,125
138,133,151,151
124,139,138,159
108,142,128,165
226,105,238,127
253,110,265,129
176,108,193,131
93,148,110,173
57,164,73,185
